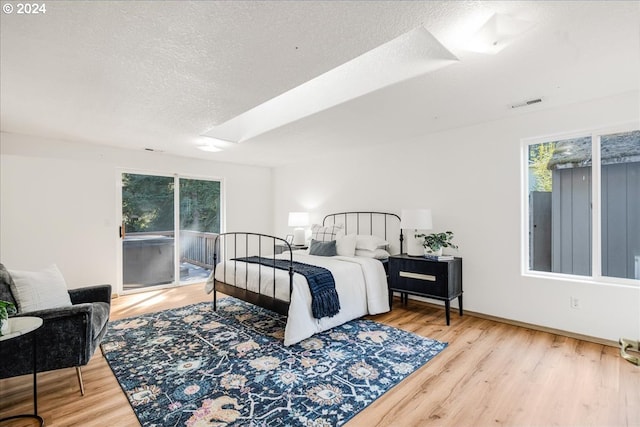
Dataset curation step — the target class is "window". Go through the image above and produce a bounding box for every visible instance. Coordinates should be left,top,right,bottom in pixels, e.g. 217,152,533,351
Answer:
525,127,640,282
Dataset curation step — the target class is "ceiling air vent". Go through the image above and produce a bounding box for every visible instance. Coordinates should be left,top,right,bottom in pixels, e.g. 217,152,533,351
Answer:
511,98,542,109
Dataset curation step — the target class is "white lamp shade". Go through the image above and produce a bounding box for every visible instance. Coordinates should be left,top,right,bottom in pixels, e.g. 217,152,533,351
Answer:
288,212,309,246
288,212,309,227
400,209,433,230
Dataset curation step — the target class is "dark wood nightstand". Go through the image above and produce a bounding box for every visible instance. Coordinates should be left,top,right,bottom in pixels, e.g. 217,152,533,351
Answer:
274,244,308,255
388,254,463,325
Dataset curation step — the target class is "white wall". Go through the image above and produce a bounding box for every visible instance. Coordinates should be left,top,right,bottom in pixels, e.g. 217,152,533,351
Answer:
273,91,640,342
0,133,273,292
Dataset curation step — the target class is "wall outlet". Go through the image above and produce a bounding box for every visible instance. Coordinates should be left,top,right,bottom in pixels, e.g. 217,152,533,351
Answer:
570,296,580,309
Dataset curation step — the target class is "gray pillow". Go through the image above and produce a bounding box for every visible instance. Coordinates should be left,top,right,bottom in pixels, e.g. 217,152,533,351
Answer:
309,239,337,257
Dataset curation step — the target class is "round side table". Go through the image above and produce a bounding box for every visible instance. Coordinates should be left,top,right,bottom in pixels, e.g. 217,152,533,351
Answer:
0,316,45,427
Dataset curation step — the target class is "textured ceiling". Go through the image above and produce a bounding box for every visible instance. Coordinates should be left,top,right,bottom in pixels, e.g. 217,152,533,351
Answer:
1,1,638,167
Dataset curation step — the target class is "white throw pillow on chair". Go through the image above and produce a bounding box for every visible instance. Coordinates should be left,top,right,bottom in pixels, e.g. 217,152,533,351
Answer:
9,264,72,312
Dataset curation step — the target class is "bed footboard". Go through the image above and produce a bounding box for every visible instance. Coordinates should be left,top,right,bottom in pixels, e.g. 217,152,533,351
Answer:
212,232,294,315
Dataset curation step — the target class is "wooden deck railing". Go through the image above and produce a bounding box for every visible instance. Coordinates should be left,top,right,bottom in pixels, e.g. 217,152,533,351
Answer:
125,230,218,269
180,230,218,269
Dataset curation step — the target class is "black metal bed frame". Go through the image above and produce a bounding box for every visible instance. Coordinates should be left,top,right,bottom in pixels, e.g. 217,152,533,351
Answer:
322,211,403,253
212,212,402,315
212,233,294,315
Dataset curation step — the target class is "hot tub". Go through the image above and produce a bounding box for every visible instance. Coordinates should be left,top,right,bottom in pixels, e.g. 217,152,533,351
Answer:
123,235,175,288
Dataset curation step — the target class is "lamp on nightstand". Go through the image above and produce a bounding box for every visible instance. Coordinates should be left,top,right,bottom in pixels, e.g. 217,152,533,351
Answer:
288,212,309,246
400,208,433,256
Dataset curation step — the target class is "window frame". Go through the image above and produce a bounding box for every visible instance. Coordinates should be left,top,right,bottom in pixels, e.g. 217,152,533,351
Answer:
116,169,225,295
521,122,640,287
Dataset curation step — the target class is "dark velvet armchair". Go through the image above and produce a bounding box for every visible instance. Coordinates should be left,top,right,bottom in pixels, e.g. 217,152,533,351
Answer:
0,264,111,395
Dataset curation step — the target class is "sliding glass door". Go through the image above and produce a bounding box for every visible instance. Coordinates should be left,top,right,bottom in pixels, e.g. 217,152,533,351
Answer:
178,178,221,285
121,173,175,291
121,172,221,292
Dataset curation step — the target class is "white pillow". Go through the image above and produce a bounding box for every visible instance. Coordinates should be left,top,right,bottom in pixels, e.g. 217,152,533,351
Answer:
355,235,389,251
335,233,357,257
355,248,391,260
9,264,72,313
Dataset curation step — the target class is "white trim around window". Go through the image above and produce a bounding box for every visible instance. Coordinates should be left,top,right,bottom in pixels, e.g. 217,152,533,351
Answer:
521,121,640,287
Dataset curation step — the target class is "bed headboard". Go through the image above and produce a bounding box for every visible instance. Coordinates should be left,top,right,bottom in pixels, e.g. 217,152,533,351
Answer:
322,211,403,255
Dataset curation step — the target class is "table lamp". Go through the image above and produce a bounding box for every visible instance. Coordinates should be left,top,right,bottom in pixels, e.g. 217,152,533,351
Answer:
400,208,433,256
288,212,309,246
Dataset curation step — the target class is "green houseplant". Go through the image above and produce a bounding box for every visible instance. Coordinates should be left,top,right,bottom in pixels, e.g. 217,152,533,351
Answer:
415,231,458,255
0,300,17,336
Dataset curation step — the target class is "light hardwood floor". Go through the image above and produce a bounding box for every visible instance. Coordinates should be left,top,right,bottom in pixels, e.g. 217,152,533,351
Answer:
1,283,638,427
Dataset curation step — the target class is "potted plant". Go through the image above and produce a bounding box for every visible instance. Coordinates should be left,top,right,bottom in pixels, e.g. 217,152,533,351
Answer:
415,231,458,256
0,300,16,336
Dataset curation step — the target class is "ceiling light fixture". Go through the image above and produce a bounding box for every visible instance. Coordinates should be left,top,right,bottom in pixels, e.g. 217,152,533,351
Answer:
197,144,223,153
203,25,458,143
195,136,236,153
203,136,237,147
466,13,534,54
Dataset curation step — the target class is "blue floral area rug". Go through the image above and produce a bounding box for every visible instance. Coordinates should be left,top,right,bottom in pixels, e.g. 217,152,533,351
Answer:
101,297,447,427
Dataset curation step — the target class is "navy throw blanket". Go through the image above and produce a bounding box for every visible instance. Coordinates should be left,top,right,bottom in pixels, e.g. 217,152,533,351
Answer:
232,256,340,319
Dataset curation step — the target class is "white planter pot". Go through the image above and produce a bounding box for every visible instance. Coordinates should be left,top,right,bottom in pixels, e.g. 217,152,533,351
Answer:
0,318,9,336
424,247,443,256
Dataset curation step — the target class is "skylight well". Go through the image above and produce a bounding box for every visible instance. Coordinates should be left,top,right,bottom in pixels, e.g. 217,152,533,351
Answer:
202,25,458,145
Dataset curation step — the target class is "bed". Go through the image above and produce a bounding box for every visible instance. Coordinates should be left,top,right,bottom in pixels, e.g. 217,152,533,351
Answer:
205,212,403,345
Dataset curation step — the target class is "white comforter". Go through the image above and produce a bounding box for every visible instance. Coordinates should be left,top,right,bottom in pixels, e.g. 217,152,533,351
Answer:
205,253,390,346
